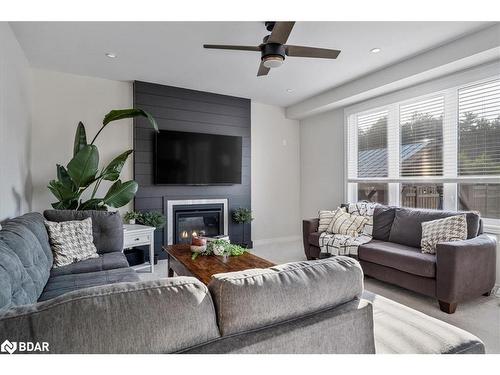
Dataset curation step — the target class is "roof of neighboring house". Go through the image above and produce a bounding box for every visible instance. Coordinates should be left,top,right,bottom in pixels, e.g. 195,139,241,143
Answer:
358,142,428,177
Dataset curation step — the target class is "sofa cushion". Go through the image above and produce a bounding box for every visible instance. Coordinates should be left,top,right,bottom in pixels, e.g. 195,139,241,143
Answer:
0,214,52,302
308,232,321,247
388,207,480,248
327,209,368,236
45,217,99,268
9,213,53,265
358,240,436,278
44,210,123,254
208,257,363,336
372,205,396,241
50,252,130,277
0,240,38,311
39,267,140,301
421,214,468,254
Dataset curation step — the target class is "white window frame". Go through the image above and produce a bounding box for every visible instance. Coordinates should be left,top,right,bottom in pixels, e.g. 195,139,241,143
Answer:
344,74,500,230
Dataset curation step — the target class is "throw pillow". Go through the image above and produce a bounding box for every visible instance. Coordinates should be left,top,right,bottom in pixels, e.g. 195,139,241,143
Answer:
327,209,368,236
420,214,468,254
45,217,99,268
318,207,345,233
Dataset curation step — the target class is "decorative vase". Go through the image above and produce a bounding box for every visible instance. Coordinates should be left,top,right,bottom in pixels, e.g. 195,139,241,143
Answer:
212,244,226,256
222,254,229,263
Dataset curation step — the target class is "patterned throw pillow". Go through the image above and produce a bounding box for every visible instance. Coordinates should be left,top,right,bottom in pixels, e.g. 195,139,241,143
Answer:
421,214,468,254
327,209,368,236
318,207,345,233
45,217,99,268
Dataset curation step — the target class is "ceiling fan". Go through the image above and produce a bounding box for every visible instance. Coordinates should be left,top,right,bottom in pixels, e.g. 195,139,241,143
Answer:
203,22,341,77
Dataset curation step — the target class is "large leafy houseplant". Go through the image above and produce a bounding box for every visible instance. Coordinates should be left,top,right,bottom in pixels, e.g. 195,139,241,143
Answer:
48,109,158,211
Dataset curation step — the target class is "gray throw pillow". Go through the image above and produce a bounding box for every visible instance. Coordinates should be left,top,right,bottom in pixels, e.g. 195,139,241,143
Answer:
420,214,468,254
45,217,99,268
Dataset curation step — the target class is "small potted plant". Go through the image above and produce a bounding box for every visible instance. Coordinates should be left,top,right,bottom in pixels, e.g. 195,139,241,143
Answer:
209,239,230,262
232,207,253,248
137,211,166,230
123,211,141,225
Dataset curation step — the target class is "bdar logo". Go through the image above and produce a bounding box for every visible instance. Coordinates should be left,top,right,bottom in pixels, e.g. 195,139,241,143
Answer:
1,340,17,354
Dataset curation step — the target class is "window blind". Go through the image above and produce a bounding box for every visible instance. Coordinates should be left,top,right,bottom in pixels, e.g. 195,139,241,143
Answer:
357,110,388,178
400,96,444,176
458,79,500,176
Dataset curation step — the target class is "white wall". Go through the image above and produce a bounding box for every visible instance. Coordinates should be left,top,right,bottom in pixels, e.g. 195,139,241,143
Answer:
30,69,133,214
30,74,301,244
299,108,344,219
251,102,301,244
0,23,32,221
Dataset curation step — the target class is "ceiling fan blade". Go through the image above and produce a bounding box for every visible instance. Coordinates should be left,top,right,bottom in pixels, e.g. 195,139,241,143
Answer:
285,45,341,59
267,22,295,44
203,44,261,52
257,61,270,77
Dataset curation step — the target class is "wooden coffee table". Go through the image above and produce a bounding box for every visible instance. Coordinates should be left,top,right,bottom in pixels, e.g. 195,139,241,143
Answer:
163,244,275,285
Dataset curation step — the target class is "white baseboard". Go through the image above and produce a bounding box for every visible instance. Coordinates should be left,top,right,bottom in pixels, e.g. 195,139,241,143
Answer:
253,235,302,247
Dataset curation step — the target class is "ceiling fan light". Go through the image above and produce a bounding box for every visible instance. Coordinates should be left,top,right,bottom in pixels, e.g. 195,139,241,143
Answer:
262,55,284,68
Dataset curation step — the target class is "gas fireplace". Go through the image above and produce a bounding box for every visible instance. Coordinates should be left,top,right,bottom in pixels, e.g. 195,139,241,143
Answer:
166,199,228,245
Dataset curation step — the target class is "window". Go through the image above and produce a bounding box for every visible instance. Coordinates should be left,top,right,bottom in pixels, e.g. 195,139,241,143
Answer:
459,184,500,219
346,76,500,225
400,97,444,177
458,79,500,176
358,183,388,205
401,184,443,210
357,111,388,178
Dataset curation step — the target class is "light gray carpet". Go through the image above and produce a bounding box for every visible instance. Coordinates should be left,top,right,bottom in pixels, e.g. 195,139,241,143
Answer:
138,239,500,353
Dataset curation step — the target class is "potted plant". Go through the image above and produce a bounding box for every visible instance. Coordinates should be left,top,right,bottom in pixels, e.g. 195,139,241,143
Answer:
123,211,141,225
137,211,166,230
47,109,158,211
192,239,247,262
232,207,253,248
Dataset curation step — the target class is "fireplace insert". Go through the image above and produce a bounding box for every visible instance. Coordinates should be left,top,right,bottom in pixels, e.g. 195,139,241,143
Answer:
173,203,224,244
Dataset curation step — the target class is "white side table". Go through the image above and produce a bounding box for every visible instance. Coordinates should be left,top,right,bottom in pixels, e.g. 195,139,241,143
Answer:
123,224,156,273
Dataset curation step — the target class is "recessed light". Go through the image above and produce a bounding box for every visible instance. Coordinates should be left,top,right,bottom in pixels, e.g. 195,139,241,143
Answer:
105,53,117,58
286,88,294,93
370,48,381,54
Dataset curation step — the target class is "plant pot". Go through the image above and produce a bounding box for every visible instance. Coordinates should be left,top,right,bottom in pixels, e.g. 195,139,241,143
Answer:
221,254,229,263
128,219,136,225
212,244,226,256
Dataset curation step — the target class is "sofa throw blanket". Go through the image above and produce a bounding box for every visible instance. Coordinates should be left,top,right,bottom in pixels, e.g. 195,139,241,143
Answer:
319,202,377,256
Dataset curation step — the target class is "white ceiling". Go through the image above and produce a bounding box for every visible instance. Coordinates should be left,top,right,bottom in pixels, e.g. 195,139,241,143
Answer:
10,21,491,107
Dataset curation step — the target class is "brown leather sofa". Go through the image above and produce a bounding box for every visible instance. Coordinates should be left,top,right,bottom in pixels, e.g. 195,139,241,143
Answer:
303,205,497,314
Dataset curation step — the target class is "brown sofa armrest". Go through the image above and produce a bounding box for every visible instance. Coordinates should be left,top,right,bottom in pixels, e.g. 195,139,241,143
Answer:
303,218,320,260
436,234,497,303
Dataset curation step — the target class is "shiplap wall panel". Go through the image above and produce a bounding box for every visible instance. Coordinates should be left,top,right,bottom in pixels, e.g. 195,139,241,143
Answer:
133,81,251,260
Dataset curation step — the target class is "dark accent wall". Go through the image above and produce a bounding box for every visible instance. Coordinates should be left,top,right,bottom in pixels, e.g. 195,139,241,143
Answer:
133,81,251,260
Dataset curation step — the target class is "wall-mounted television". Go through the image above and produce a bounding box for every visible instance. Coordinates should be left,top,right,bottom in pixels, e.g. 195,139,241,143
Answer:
154,130,242,185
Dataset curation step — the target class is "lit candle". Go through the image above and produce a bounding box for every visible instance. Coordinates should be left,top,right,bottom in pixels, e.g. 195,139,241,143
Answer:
192,231,198,237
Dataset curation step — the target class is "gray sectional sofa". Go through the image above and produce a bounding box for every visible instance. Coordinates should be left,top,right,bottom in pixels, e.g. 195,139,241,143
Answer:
0,210,486,353
303,205,497,313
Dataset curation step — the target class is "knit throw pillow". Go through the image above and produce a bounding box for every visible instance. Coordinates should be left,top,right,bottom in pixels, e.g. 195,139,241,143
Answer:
327,209,368,236
45,217,99,268
420,214,468,254
318,207,345,233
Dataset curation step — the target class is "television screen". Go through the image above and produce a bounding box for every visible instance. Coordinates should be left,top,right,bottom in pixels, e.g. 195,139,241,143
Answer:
155,130,242,185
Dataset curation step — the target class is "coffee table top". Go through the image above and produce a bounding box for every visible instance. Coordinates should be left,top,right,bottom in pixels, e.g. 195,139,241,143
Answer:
163,244,276,285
